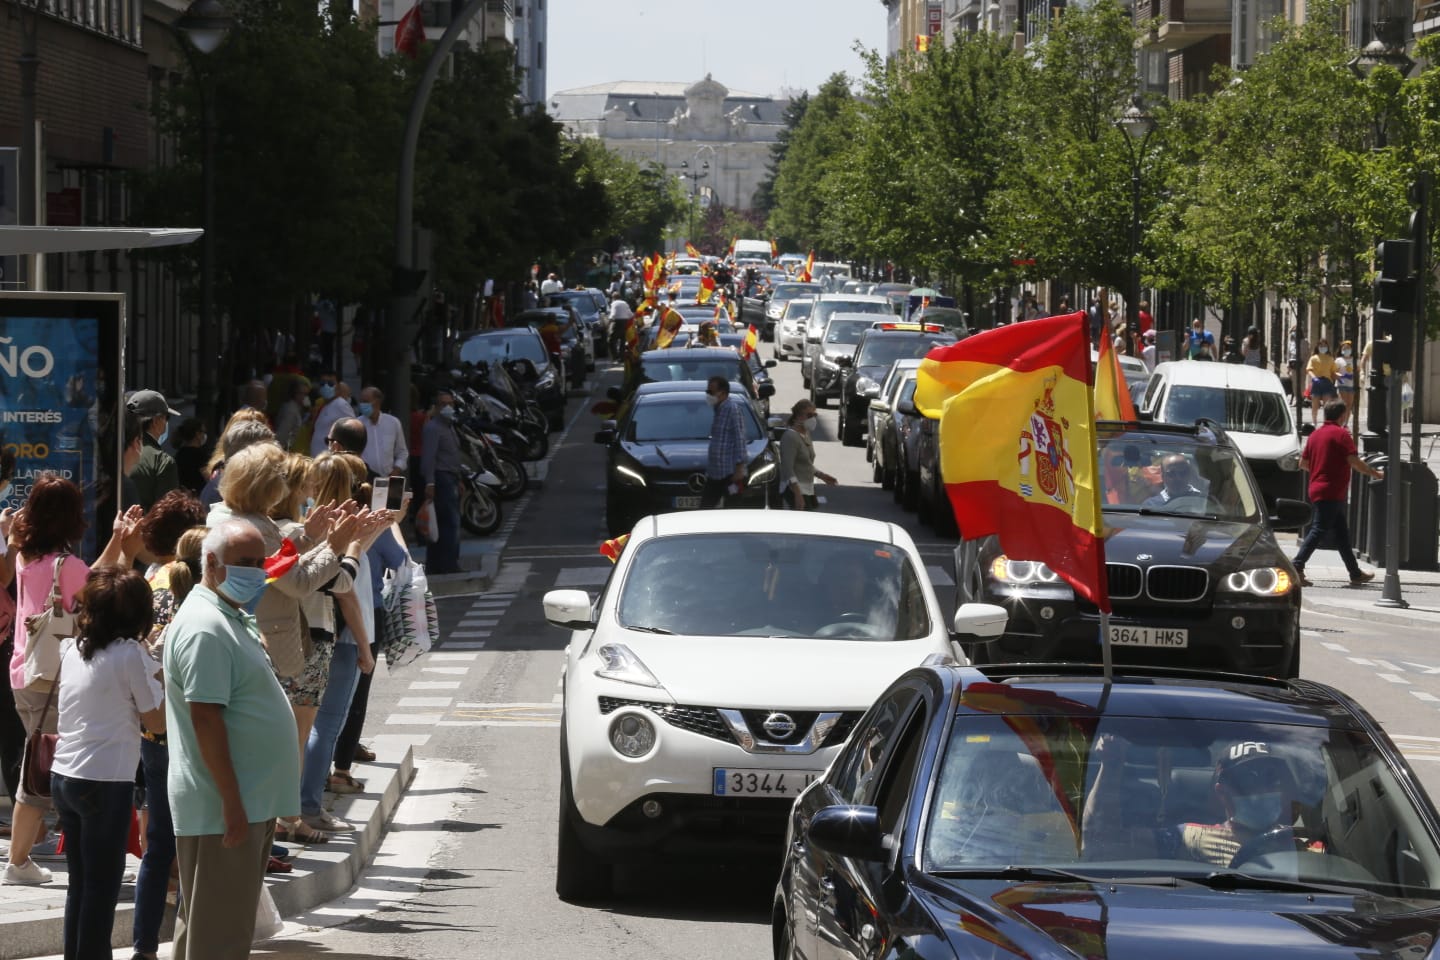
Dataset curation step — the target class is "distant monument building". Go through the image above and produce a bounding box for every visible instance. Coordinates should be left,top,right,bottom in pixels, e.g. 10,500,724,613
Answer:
549,75,789,212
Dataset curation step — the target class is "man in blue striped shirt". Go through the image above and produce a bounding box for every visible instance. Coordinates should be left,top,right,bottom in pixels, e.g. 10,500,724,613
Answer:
702,376,747,508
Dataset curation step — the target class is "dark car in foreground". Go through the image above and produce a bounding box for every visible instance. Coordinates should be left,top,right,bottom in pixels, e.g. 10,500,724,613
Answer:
838,323,954,446
776,661,1440,960
952,421,1310,677
596,381,777,536
457,327,566,430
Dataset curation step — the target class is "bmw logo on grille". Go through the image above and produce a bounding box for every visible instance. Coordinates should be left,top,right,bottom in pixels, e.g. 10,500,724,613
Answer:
687,473,707,493
763,712,797,739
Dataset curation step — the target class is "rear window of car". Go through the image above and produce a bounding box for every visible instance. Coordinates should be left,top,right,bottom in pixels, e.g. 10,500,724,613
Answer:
857,336,949,368
617,533,932,640
641,357,744,384
814,300,890,328
823,318,880,345
1160,385,1291,436
459,332,547,365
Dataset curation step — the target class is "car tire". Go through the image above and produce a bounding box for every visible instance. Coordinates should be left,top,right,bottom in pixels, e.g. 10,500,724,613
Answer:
892,465,905,503
811,382,827,409
902,470,920,511
774,908,799,960
802,368,811,389
871,457,882,484
841,406,863,447
556,732,613,903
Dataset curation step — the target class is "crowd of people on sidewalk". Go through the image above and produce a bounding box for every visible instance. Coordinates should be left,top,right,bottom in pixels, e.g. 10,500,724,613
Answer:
0,368,437,959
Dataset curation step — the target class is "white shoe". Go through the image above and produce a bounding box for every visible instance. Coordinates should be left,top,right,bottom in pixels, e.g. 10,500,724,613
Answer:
3,860,53,885
302,811,356,833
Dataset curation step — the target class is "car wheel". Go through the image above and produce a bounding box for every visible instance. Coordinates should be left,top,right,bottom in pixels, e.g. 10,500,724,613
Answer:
811,383,827,409
841,407,863,447
902,470,919,511
773,908,799,960
802,368,811,389
556,732,613,902
871,457,882,484
892,465,905,503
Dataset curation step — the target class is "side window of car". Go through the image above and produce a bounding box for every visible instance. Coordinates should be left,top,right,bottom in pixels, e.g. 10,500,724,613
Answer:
828,687,921,807
1142,374,1165,412
873,707,928,839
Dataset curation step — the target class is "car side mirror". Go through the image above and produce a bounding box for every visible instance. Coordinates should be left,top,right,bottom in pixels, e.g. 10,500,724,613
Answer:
807,805,886,861
895,399,917,416
606,386,623,402
542,589,596,630
764,359,778,369
759,383,776,399
1269,498,1311,532
952,603,1008,639
593,421,617,445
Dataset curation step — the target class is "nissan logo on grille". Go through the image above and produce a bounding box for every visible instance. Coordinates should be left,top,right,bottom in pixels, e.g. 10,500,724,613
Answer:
687,473,707,493
762,712,797,739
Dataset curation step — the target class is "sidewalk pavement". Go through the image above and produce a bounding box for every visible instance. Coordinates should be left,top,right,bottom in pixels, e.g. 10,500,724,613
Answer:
0,743,414,960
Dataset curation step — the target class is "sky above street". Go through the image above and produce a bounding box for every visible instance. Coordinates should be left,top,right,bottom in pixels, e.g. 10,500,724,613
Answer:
546,0,886,99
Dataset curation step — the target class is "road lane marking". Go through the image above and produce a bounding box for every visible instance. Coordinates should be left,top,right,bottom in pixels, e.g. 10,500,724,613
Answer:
454,701,560,709
1320,642,1349,652
428,653,479,662
398,697,454,707
385,713,444,725
448,631,490,639
421,667,469,675
444,641,488,650
458,619,499,628
372,733,431,747
409,681,461,690
926,565,954,587
1373,659,1402,671
1347,657,1375,666
1405,662,1440,675
1412,691,1440,702
437,720,557,727
1378,673,1411,684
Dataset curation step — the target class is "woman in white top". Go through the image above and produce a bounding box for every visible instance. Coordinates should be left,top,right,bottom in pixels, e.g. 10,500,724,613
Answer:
50,566,166,960
778,399,837,510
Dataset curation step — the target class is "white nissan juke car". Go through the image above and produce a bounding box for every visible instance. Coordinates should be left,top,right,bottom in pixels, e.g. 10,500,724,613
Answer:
544,509,1005,901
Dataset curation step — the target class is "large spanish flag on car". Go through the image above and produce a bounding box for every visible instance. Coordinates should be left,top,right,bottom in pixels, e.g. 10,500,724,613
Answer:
654,306,685,350
915,312,1109,611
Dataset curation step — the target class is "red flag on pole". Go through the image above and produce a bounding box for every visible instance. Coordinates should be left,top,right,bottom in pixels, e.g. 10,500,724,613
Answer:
395,3,425,59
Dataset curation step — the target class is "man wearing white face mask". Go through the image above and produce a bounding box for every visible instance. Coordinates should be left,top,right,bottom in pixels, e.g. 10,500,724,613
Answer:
420,390,463,574
163,519,299,959
309,373,355,457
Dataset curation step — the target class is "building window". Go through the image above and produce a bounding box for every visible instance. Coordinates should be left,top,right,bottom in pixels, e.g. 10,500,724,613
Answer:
535,39,543,70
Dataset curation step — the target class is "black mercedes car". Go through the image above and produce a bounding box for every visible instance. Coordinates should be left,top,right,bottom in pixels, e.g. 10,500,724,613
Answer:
775,661,1440,960
596,381,778,537
837,323,954,447
952,421,1311,678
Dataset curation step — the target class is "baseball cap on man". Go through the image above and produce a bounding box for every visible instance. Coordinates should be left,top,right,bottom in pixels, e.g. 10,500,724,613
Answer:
1214,741,1287,789
127,389,181,420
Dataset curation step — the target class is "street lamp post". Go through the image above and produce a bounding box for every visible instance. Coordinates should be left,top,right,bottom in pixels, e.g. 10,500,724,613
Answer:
175,0,233,432
679,159,709,246
1116,95,1154,348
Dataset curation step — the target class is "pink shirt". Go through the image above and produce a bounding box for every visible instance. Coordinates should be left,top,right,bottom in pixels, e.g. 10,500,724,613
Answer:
9,551,89,690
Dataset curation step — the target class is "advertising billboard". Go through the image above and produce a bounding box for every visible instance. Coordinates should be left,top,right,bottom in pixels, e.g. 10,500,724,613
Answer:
0,293,125,561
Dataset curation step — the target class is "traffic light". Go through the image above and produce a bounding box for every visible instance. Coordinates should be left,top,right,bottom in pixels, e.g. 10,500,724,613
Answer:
1375,239,1417,372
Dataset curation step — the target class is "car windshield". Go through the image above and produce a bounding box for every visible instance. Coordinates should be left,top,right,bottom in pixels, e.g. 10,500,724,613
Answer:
773,283,822,303
616,533,932,639
544,293,598,319
824,318,878,345
628,396,763,443
641,357,743,384
1160,385,1291,436
857,337,947,368
459,332,547,365
786,301,814,321
1097,432,1262,521
915,307,966,331
923,710,1440,898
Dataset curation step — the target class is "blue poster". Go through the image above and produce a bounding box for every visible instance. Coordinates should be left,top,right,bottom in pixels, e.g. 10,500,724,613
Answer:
0,314,106,559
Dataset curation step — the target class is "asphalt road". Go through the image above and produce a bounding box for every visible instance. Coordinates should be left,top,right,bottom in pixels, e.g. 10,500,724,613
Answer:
250,346,1440,960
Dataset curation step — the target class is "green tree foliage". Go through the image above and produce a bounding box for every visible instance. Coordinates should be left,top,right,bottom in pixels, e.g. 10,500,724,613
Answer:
767,74,856,253
752,92,808,220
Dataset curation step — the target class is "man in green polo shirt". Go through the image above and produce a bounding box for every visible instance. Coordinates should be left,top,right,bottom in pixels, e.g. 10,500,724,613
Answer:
163,519,299,959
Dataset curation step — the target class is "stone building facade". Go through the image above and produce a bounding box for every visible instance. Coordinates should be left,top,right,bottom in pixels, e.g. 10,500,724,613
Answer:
549,75,789,212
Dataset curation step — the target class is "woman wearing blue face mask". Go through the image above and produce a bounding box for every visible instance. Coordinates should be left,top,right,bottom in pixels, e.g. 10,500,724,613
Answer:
207,443,368,845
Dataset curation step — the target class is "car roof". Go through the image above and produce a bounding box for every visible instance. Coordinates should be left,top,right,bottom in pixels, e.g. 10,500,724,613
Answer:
1096,419,1235,446
642,347,742,360
1150,360,1287,392
634,380,745,398
643,508,905,543
817,294,889,304
944,665,1361,728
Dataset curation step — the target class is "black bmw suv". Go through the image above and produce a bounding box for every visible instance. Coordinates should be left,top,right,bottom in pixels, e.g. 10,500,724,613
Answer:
836,323,954,447
952,421,1312,677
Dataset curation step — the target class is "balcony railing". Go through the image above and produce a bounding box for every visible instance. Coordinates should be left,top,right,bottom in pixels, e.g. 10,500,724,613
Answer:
1135,0,1232,49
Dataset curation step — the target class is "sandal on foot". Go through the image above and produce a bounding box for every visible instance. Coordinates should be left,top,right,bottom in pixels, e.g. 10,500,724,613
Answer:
281,818,331,844
327,772,365,794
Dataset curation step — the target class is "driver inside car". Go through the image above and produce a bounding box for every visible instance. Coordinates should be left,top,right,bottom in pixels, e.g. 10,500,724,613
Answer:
1141,454,1206,508
1082,736,1322,867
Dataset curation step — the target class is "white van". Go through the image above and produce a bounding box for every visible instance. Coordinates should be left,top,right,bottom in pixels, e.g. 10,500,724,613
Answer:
1140,360,1303,506
733,238,773,262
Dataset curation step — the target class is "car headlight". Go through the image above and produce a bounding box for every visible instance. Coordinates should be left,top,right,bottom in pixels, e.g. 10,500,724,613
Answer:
856,376,880,397
614,462,647,487
1278,451,1301,471
990,555,1062,584
595,643,662,687
1221,567,1294,596
748,459,776,484
609,713,657,758
536,368,557,389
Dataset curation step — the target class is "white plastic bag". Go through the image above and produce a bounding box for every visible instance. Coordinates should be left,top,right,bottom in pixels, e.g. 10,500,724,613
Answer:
381,557,439,668
253,885,283,942
416,500,440,544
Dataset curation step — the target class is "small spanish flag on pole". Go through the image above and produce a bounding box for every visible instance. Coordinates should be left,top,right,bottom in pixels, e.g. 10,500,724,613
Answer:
915,312,1110,663
770,239,779,261
600,534,629,563
739,324,760,360
685,241,702,259
799,250,815,283
698,274,716,304
726,237,737,259
1094,325,1138,421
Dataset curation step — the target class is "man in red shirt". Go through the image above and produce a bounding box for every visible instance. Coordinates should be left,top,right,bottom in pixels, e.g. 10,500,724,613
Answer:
1292,400,1384,586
